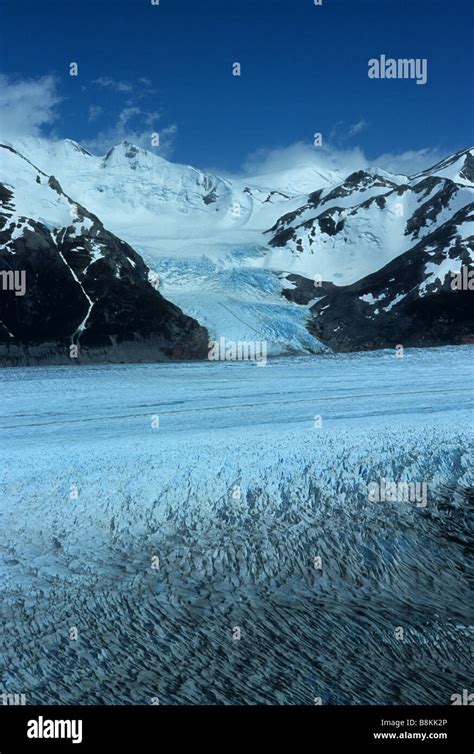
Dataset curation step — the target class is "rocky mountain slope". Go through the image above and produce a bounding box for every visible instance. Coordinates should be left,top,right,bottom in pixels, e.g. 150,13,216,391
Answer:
305,204,474,350
273,148,474,350
0,144,208,365
267,154,474,284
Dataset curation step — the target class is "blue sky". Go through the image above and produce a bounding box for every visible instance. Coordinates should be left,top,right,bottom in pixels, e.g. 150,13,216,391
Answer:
0,0,473,174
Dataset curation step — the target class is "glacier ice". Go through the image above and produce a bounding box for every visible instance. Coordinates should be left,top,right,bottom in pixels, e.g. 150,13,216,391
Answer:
0,346,472,704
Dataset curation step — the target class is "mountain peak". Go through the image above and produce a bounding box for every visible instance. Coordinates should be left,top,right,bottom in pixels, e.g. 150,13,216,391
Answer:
64,139,93,156
103,141,141,159
101,141,170,171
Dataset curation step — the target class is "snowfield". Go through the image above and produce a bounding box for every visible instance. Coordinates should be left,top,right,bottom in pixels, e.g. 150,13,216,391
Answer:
0,346,472,704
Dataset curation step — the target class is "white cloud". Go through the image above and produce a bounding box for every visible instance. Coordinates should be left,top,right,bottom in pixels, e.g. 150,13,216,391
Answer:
238,141,368,178
236,141,446,179
373,148,445,175
0,74,61,138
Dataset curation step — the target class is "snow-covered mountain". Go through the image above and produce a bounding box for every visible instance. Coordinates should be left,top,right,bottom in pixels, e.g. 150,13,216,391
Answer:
1,136,472,361
0,144,208,365
3,137,327,236
304,203,474,350
268,147,474,350
267,158,474,284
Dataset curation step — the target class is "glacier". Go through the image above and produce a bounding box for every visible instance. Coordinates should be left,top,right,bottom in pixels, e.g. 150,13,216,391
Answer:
2,137,473,357
0,345,472,704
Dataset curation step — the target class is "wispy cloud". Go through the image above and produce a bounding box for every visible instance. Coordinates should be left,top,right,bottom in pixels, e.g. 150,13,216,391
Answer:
83,76,174,155
328,119,369,145
92,77,134,93
348,120,368,137
0,72,176,158
237,140,446,179
0,74,61,138
90,76,157,101
88,104,103,123
82,106,177,157
373,148,446,175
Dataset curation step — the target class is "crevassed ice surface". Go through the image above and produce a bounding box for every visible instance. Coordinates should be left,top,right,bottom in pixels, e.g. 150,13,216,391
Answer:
0,346,473,704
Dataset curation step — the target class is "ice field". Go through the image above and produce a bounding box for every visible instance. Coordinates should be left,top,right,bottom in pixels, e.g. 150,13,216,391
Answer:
0,346,473,704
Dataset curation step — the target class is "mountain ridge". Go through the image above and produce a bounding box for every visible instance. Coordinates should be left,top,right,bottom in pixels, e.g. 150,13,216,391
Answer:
1,136,472,361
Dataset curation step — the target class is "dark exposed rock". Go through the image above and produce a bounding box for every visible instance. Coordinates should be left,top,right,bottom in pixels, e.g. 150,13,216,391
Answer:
280,273,337,305
316,209,345,236
321,171,398,204
202,188,218,205
405,178,458,238
460,151,474,183
263,190,290,203
308,188,324,205
270,227,296,248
